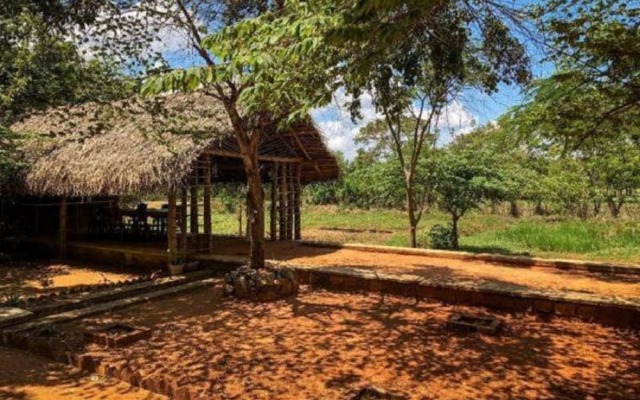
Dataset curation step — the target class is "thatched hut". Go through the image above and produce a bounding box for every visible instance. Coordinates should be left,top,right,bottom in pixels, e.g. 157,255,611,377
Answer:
3,92,339,266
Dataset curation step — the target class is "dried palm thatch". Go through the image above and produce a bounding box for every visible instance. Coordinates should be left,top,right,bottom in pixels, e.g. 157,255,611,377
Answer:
9,92,339,197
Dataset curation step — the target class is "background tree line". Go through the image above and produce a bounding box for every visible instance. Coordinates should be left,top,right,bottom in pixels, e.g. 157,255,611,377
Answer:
306,118,640,249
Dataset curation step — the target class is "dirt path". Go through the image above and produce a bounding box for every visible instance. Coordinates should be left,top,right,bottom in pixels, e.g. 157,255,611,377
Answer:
0,346,164,400
215,241,640,302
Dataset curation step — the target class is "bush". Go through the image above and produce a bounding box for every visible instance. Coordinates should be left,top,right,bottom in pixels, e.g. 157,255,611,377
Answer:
428,224,455,250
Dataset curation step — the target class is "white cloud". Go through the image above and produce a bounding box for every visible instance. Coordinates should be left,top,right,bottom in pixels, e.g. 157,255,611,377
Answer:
434,100,478,146
312,89,381,160
313,91,478,159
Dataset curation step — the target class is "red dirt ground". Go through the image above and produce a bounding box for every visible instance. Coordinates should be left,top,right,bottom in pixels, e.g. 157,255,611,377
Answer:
0,261,156,297
0,346,165,399
55,286,640,400
215,241,640,302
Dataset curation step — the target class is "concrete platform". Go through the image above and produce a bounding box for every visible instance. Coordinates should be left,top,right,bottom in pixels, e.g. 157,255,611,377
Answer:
0,307,33,327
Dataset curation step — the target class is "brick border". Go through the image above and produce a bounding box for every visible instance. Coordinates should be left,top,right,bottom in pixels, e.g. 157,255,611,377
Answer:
1,330,204,400
1,281,224,400
300,241,640,276
84,324,152,348
294,267,640,328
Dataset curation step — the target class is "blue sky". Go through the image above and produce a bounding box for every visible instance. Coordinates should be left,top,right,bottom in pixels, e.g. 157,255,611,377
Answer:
161,14,554,160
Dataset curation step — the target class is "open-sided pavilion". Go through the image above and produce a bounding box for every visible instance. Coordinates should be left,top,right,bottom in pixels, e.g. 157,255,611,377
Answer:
2,92,339,266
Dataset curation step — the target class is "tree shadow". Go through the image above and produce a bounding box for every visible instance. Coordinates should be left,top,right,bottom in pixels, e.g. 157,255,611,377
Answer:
0,346,160,400
0,259,155,297
36,286,640,399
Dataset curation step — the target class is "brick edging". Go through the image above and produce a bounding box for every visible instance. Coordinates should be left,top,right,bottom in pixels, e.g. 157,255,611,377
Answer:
1,330,200,400
293,267,640,329
2,281,224,400
300,241,640,276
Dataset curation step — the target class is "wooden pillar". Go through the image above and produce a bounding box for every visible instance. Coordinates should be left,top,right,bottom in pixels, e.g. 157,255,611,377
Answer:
245,192,251,240
58,197,68,258
270,163,278,240
180,188,188,258
279,162,288,240
294,163,302,240
287,163,294,240
167,190,178,265
190,186,199,234
237,194,243,236
203,156,213,253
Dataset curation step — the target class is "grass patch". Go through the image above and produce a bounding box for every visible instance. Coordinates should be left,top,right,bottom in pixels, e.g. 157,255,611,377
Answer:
205,202,640,263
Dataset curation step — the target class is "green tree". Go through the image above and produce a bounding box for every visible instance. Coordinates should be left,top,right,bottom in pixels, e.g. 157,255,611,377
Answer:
331,0,530,247
0,0,135,188
512,0,639,147
357,117,436,245
430,147,510,249
140,1,332,269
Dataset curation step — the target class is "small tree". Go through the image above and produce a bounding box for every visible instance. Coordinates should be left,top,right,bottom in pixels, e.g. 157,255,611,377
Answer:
430,149,507,249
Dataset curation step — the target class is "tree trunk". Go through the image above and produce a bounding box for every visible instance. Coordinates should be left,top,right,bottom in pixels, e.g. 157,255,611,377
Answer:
593,199,602,216
534,200,545,216
409,222,418,248
241,140,266,270
237,196,243,236
245,167,265,269
607,196,624,219
451,215,460,250
509,201,520,218
405,179,418,248
223,102,266,270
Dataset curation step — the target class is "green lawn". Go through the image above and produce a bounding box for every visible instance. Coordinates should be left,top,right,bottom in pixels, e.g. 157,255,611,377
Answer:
210,203,640,264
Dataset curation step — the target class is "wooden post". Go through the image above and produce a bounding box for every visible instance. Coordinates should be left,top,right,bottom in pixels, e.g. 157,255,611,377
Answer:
287,163,294,240
237,195,243,236
190,186,199,234
270,163,278,240
59,198,67,258
203,156,213,253
279,162,288,240
294,163,302,240
245,192,251,240
180,188,188,258
167,190,178,266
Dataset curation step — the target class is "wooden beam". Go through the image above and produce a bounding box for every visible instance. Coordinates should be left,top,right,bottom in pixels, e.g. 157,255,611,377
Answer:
203,156,213,253
59,197,67,259
180,188,188,257
167,190,178,266
294,163,302,240
289,131,312,161
279,162,287,240
190,186,199,234
270,162,278,241
204,149,303,163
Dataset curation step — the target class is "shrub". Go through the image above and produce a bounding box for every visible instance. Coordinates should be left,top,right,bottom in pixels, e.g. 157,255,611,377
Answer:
428,224,455,250
4,286,22,307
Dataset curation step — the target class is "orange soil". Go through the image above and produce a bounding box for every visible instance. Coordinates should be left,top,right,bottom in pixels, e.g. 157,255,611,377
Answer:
0,346,165,400
57,287,640,399
255,242,640,301
0,261,153,296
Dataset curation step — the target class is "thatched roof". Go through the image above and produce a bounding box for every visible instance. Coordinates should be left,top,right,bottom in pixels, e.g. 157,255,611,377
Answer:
9,93,339,197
